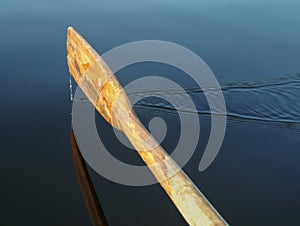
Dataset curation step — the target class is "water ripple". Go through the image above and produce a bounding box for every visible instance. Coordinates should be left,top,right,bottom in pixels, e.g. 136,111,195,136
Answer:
129,74,300,123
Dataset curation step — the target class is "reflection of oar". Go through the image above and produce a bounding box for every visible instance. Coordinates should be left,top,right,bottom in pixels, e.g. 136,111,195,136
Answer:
70,130,109,226
67,27,227,226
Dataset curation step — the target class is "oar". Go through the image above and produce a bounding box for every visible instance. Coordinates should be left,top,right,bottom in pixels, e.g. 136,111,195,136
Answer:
67,27,227,226
70,130,109,226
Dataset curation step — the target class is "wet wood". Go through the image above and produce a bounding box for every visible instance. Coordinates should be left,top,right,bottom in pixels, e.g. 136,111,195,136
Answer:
67,27,227,226
70,130,109,226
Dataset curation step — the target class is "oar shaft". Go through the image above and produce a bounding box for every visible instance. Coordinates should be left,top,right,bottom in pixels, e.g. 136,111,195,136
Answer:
67,27,228,226
121,116,226,226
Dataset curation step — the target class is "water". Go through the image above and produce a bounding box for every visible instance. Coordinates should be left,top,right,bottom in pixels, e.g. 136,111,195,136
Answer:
1,0,300,225
130,74,300,123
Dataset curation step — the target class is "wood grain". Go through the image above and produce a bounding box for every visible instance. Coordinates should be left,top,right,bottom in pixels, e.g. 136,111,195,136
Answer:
67,27,227,226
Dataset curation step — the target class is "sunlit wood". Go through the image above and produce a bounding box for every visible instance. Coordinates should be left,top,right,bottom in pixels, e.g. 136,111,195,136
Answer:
67,27,227,226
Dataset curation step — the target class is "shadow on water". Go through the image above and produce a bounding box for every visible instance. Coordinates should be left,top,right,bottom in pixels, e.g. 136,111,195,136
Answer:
70,130,109,226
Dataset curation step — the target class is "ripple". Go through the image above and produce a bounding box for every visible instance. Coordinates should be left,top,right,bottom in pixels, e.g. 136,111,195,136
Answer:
129,74,300,124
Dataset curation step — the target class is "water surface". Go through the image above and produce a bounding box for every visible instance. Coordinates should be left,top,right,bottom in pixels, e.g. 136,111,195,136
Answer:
1,0,300,225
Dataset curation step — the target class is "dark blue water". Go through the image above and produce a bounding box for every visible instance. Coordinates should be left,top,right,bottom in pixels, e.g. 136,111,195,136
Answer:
1,0,300,225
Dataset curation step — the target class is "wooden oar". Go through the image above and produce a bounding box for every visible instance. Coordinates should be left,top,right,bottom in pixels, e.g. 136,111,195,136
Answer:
67,27,227,226
70,130,109,226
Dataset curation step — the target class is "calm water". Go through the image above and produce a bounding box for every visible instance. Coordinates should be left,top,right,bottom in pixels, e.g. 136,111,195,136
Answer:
1,0,300,225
